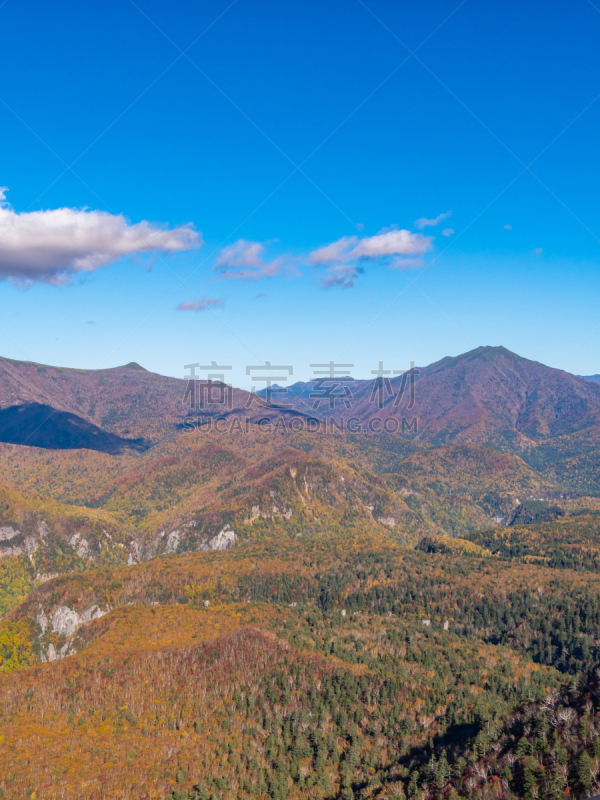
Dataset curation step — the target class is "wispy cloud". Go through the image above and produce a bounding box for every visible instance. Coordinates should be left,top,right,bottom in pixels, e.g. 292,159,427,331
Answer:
0,187,200,285
319,264,364,289
177,297,224,311
309,236,356,265
389,256,425,270
414,210,452,230
213,239,285,281
441,228,454,237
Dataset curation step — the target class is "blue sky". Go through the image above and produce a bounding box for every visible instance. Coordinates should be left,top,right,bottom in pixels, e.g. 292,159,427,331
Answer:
1,0,600,388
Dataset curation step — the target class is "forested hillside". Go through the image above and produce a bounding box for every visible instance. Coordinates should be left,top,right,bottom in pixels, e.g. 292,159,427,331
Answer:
1,530,600,798
0,424,585,621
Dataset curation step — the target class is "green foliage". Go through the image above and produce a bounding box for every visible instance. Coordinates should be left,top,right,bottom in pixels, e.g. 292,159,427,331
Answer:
0,554,36,616
0,618,37,671
465,511,600,571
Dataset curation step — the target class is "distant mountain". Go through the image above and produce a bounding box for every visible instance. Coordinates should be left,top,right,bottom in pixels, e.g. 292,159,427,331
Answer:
410,346,600,446
271,346,600,449
0,356,312,451
0,356,188,446
580,374,600,384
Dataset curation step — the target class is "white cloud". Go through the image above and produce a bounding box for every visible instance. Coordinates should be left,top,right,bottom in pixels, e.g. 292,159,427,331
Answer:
352,230,432,258
310,230,431,265
534,247,543,256
441,228,454,237
0,187,200,285
414,210,452,230
310,236,358,265
504,224,512,230
177,297,224,311
213,239,285,281
309,229,431,288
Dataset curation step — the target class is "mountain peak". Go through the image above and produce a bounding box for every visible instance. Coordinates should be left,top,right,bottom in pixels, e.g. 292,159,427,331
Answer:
427,345,524,373
469,345,523,359
121,361,146,371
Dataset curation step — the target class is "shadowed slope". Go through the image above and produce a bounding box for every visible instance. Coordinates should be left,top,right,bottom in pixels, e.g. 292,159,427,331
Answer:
0,403,148,453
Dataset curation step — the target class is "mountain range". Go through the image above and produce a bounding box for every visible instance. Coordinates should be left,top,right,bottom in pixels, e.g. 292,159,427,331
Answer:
5,345,600,451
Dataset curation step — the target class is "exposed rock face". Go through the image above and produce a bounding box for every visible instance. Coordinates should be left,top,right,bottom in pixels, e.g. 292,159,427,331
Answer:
45,640,73,662
243,503,293,523
0,526,41,558
37,603,109,661
0,526,19,542
0,519,101,562
243,506,261,524
36,607,48,634
0,526,28,558
146,523,238,557
127,540,143,565
50,603,108,637
69,533,91,559
165,529,181,554
210,525,236,550
199,525,236,551
51,606,86,638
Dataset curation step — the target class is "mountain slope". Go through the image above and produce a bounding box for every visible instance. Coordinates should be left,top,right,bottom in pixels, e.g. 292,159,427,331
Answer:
0,402,147,452
2,348,600,799
0,483,130,615
4,347,600,454
413,346,600,445
0,428,568,557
